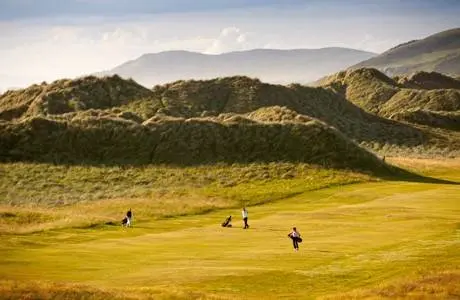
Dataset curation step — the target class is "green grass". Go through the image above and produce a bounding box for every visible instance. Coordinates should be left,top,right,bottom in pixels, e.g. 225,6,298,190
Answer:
0,158,459,299
0,162,370,233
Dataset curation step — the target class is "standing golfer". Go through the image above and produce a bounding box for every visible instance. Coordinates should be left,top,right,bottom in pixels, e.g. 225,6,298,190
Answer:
126,208,133,227
288,227,302,251
242,207,249,229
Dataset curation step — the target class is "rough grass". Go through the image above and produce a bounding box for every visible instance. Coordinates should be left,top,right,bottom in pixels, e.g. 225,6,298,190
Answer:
318,68,399,114
151,76,432,154
379,88,460,117
316,68,460,155
0,162,371,233
389,109,460,131
0,75,158,121
322,270,460,299
0,108,394,174
1,72,459,165
2,74,455,159
0,158,459,299
319,68,460,118
397,71,460,90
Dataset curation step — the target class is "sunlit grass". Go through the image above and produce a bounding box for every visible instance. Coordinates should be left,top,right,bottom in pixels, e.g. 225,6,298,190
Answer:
0,158,458,299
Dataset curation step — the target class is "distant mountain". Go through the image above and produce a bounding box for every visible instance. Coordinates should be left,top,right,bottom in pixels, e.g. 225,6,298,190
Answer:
98,48,376,87
351,28,460,76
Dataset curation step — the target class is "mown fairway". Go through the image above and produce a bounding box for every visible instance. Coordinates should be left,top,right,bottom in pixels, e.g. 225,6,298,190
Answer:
0,159,459,299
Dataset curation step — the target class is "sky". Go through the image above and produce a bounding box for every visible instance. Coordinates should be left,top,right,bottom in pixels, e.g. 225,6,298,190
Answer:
0,0,460,90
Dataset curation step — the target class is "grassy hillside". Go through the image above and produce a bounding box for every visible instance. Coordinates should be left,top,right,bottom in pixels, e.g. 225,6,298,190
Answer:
318,68,460,134
315,68,400,113
390,110,460,131
153,77,449,152
379,88,460,117
351,28,460,76
1,74,459,161
396,71,460,90
0,107,394,175
0,75,159,121
0,162,372,227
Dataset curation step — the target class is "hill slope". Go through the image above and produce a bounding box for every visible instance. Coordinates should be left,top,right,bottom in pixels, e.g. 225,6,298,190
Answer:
351,28,460,76
396,71,460,90
150,76,432,147
99,48,376,86
0,108,393,174
317,68,460,132
0,75,158,121
1,75,458,160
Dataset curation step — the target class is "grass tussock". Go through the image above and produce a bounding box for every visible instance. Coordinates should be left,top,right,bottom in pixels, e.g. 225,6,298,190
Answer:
0,280,222,300
0,75,159,121
319,68,460,117
397,71,460,90
0,280,133,300
322,270,460,299
316,68,460,155
380,88,460,117
0,108,392,174
389,109,460,130
318,68,400,114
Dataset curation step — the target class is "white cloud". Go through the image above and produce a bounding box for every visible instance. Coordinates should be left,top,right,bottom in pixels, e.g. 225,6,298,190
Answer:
205,27,257,54
0,3,459,91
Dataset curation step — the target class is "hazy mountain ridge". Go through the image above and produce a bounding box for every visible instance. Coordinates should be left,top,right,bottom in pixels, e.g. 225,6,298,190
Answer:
98,47,376,86
351,28,460,76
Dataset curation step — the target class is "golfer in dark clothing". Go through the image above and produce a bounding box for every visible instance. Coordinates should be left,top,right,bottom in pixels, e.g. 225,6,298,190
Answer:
288,227,302,251
126,209,133,227
242,207,249,229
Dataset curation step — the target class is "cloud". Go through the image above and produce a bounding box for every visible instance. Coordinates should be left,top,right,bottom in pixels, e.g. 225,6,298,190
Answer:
0,1,459,91
205,27,257,54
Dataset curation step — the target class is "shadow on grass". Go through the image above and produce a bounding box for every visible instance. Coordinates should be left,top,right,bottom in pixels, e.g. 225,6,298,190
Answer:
379,165,460,185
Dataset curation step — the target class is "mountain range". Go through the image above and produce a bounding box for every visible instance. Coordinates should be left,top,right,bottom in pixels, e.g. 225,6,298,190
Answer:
98,48,376,87
1,28,459,171
351,28,460,77
98,28,460,87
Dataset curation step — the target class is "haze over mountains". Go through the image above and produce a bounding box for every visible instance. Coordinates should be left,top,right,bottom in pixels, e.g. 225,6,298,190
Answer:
99,47,376,87
351,28,460,77
97,28,460,88
1,27,460,169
